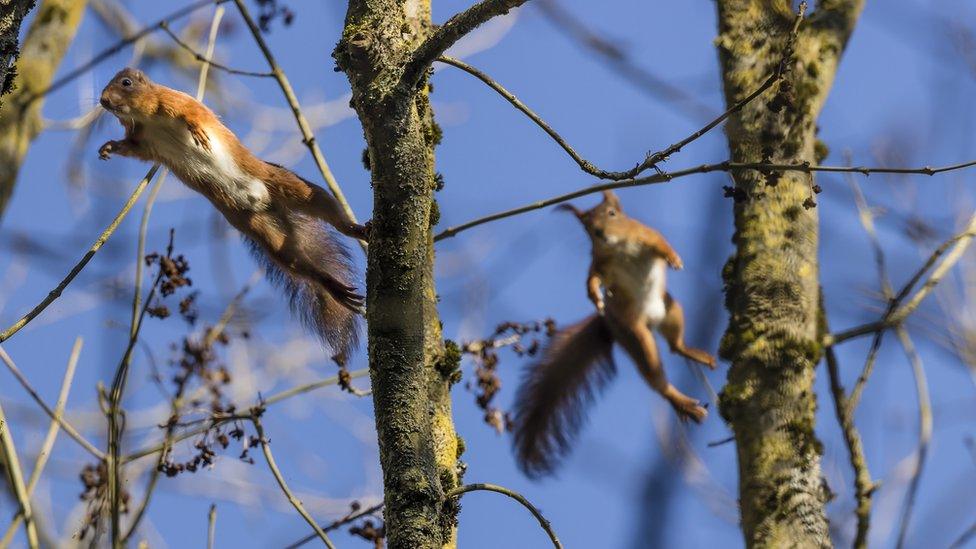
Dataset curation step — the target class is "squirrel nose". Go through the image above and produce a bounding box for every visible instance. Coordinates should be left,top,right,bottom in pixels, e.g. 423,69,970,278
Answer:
99,96,112,110
593,228,605,239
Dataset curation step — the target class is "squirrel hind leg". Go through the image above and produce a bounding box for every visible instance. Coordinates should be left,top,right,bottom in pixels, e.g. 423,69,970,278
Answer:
658,294,716,369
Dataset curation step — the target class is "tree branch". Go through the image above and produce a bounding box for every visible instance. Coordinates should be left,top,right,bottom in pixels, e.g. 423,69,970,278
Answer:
121,368,370,464
833,210,976,413
0,166,160,343
157,21,273,78
404,0,529,89
444,483,562,549
0,395,38,548
284,502,385,549
0,337,83,547
434,157,976,241
0,345,103,458
252,416,336,549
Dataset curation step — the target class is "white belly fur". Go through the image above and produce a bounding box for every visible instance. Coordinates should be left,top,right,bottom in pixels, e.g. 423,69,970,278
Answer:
607,253,668,327
148,120,269,209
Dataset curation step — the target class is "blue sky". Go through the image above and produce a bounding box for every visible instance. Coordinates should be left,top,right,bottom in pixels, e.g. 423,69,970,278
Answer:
2,0,975,547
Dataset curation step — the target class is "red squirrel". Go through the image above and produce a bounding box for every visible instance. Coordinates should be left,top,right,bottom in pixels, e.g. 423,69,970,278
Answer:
512,190,716,477
98,68,369,362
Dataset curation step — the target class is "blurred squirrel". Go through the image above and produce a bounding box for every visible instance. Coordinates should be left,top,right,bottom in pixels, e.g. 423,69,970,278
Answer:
512,190,716,477
98,68,368,363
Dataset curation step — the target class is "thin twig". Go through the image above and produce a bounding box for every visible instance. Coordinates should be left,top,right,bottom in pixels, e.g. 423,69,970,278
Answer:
437,5,803,182
433,158,976,241
847,175,933,548
207,504,217,549
0,338,83,547
950,520,976,549
405,0,530,88
0,346,103,458
121,367,370,464
823,320,874,549
0,166,160,342
844,211,976,412
158,22,273,78
231,0,364,250
122,269,256,543
284,502,385,549
132,171,169,338
27,0,232,103
251,416,336,549
893,328,931,549
0,399,38,548
119,15,226,543
444,483,562,549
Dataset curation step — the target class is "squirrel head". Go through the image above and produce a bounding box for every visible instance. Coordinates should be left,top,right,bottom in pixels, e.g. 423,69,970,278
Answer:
100,68,154,117
557,190,627,244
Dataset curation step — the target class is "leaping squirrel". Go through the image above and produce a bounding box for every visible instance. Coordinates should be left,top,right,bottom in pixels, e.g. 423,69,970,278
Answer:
512,190,716,478
98,68,369,363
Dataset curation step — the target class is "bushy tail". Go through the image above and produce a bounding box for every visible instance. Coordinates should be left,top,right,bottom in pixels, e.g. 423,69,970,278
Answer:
511,314,616,478
244,216,361,364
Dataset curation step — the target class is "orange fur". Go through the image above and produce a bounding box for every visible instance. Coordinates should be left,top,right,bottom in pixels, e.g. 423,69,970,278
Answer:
512,191,716,476
99,68,368,361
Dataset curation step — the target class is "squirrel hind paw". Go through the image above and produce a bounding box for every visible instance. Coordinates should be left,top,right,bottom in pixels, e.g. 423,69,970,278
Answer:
322,277,365,312
673,400,708,424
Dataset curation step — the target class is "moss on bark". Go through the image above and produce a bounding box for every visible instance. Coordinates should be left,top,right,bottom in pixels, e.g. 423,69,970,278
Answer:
336,1,461,547
714,1,863,547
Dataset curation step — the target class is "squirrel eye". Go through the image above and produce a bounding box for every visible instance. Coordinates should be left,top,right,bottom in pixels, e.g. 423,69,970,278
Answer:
121,78,132,87
607,209,617,217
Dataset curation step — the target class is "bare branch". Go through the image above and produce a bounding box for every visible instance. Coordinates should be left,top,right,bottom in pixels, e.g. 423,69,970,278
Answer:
157,22,273,78
893,328,931,549
207,504,217,549
830,210,976,414
822,321,874,548
284,502,385,549
0,395,38,548
842,176,933,548
404,0,529,88
0,337,83,547
0,166,160,343
434,158,976,242
0,345,103,459
121,368,370,464
444,483,562,549
252,416,337,549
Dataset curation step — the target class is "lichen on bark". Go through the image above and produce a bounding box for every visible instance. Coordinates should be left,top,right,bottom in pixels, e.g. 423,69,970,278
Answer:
714,1,863,547
336,0,461,547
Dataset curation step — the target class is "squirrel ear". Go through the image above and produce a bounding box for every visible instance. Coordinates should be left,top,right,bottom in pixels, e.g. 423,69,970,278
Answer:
601,190,621,209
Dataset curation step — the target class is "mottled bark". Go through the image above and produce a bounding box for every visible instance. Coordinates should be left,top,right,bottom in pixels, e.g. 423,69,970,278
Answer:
0,0,36,108
0,0,87,219
715,1,863,547
336,1,461,547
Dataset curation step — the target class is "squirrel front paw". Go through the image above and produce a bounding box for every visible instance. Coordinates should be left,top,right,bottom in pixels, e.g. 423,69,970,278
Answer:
98,140,124,160
98,141,118,160
667,253,684,270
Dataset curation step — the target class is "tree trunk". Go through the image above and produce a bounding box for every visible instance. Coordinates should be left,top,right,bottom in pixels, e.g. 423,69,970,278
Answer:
0,0,87,219
336,1,461,547
715,2,862,547
0,0,36,109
